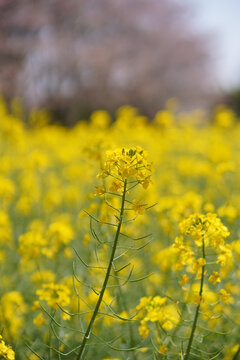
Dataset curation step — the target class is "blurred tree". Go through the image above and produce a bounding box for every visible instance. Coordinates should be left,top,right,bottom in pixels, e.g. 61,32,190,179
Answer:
0,0,213,123
216,87,240,116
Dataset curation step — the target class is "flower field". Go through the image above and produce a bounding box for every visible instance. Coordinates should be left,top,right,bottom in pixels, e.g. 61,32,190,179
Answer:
1,98,240,360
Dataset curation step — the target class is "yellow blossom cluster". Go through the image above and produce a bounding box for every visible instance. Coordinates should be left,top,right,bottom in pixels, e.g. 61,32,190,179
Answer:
97,147,152,189
0,292,26,340
179,213,230,248
136,296,180,339
18,220,74,263
0,335,15,360
173,213,232,277
36,282,71,310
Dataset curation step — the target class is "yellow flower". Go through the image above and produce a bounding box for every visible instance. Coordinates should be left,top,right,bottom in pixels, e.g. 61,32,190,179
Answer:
208,272,221,285
0,292,26,340
97,147,152,187
109,180,123,192
192,258,206,274
131,200,146,215
0,334,15,360
47,222,74,246
18,231,47,262
139,320,150,339
36,283,70,310
0,177,15,205
219,289,233,304
162,320,174,331
33,313,46,328
136,296,152,312
179,213,230,249
159,344,167,354
93,185,106,196
136,296,180,339
180,274,190,287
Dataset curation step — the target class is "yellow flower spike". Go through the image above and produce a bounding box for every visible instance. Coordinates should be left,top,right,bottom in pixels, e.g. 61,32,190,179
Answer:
179,213,230,249
75,146,152,359
177,213,231,360
97,147,152,186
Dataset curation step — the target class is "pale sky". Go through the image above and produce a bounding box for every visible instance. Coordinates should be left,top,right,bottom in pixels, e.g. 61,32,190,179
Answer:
181,0,240,89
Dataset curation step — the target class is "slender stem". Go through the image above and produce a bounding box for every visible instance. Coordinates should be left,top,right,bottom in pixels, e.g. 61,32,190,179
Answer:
184,237,205,360
76,180,127,360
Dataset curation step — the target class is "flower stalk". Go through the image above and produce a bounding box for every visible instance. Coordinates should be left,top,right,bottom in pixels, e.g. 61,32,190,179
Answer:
184,236,205,360
76,179,127,360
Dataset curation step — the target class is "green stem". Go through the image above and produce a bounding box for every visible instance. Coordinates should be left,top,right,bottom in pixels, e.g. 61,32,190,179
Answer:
184,237,205,360
76,180,127,360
